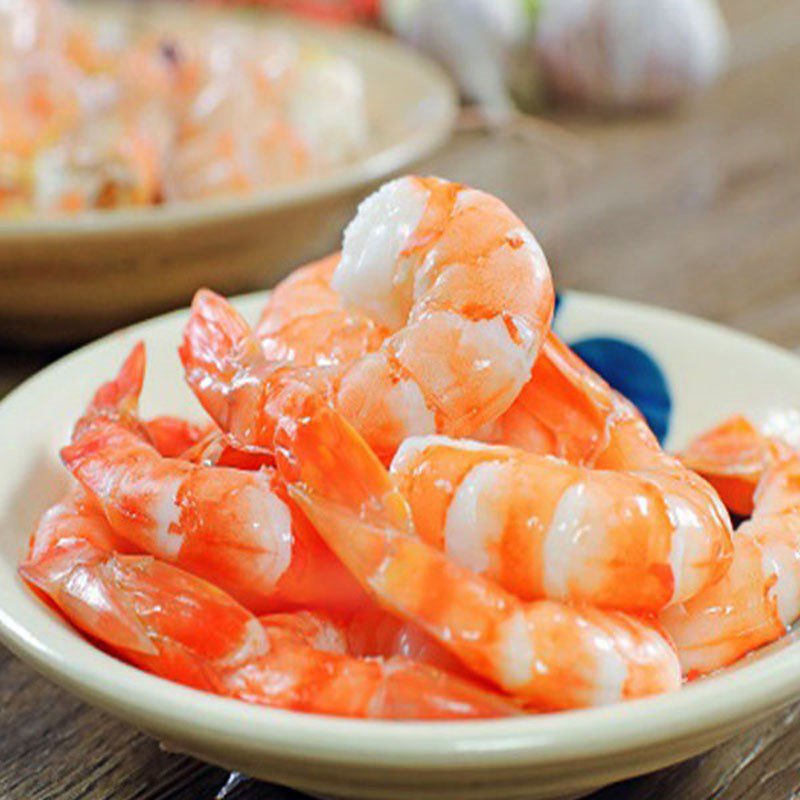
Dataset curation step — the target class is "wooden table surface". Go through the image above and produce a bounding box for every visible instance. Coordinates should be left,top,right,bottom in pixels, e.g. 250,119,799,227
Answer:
2,1,800,797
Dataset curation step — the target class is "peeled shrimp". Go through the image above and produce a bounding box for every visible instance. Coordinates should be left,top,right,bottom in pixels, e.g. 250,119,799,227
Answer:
390,430,732,613
384,333,732,613
20,518,516,719
661,424,800,676
271,394,681,710
182,176,554,462
61,343,365,614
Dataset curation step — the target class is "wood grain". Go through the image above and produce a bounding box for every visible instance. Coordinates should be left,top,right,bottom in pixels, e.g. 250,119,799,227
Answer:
2,0,800,797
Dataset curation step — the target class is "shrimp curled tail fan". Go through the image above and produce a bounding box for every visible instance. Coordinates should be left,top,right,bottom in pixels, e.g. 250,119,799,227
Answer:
276,398,681,710
91,341,146,414
20,543,264,691
76,341,150,444
179,289,268,433
180,288,322,452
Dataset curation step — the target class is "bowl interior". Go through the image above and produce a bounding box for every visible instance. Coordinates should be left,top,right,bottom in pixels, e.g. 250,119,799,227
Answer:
2,291,800,772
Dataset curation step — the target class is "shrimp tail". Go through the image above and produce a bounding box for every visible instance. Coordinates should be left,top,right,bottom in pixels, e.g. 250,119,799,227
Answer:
90,341,146,416
275,392,413,535
179,289,267,431
680,415,789,516
66,341,151,450
20,542,267,691
19,541,158,657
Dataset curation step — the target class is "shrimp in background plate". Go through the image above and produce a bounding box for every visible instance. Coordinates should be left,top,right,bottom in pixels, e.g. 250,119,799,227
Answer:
0,0,370,213
182,176,554,462
270,392,682,710
60,343,366,614
20,514,517,719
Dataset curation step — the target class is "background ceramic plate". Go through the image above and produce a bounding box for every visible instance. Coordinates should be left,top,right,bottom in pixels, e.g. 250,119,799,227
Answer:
0,2,457,345
1,291,800,800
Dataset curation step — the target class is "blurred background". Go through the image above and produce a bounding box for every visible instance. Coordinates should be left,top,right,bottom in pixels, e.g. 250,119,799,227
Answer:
2,0,800,798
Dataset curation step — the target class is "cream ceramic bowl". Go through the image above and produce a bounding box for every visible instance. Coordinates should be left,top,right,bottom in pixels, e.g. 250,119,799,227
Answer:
1,292,800,800
0,4,456,346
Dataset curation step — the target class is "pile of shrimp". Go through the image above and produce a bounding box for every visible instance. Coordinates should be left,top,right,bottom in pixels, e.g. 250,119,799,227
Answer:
0,0,367,215
20,175,800,720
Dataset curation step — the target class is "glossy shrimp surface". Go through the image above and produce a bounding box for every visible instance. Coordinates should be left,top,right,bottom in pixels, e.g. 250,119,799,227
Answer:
390,432,731,613
661,425,800,676
274,397,681,710
182,176,554,462
61,343,365,614
257,253,389,367
256,245,731,613
22,174,800,721
20,508,516,719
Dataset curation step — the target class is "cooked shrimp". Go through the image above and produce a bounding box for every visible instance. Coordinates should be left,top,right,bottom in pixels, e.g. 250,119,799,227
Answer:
228,611,520,719
390,431,732,613
661,441,800,676
22,538,278,692
181,176,554,461
271,395,681,710
681,410,800,516
388,334,733,613
61,342,366,614
257,253,388,367
21,535,516,719
180,428,275,471
143,415,206,458
27,483,135,564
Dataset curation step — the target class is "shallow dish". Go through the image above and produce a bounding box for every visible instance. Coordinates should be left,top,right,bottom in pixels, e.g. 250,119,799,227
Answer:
1,291,800,800
0,4,456,346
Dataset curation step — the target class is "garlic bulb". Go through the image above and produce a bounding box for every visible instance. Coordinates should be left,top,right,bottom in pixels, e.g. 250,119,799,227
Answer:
382,0,534,123
534,0,729,110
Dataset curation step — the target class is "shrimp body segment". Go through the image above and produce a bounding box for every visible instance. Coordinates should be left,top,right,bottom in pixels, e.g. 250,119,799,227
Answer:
61,343,365,614
27,483,135,564
273,397,681,710
257,253,389,367
661,446,800,676
182,176,554,462
391,434,732,613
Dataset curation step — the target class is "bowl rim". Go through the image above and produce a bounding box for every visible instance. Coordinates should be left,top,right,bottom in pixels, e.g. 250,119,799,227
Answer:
2,290,800,771
0,15,457,243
